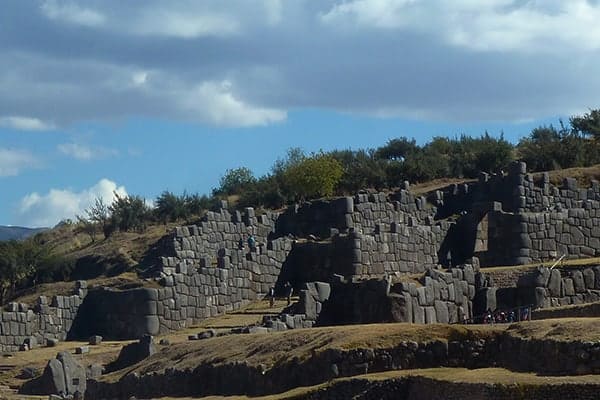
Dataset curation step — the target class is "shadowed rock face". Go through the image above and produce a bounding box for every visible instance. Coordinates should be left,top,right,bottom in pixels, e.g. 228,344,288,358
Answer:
20,351,86,397
105,335,156,373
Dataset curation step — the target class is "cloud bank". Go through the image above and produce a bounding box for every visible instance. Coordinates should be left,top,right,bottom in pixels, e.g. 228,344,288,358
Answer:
0,148,38,177
0,0,599,127
15,179,127,228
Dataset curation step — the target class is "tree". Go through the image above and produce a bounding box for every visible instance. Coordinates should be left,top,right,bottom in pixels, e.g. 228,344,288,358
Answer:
0,238,52,304
376,137,418,161
330,149,387,192
214,167,256,196
85,197,111,239
155,191,189,223
185,193,214,216
571,109,600,140
283,153,344,200
76,215,98,243
516,123,600,172
108,193,151,234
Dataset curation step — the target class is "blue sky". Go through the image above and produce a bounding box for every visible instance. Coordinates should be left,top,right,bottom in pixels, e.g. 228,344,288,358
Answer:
1,0,599,227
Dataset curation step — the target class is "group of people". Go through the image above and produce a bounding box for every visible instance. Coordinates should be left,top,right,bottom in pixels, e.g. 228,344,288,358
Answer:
238,234,257,251
268,281,293,307
481,307,530,324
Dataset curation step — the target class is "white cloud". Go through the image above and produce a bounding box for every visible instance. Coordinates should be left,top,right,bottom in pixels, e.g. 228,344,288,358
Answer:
132,71,148,87
16,179,127,228
57,142,118,161
264,0,283,25
321,0,600,52
132,9,239,38
40,0,106,27
179,80,287,126
0,116,55,131
0,148,38,177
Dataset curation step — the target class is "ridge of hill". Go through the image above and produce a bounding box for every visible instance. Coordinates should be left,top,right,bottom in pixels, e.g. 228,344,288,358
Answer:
0,225,47,241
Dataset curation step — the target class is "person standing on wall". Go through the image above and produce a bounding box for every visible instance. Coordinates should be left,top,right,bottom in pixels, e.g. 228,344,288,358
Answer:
248,234,256,252
268,286,275,307
284,281,293,306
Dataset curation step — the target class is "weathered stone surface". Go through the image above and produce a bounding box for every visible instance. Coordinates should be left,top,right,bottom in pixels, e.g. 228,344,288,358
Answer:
89,335,103,345
21,351,85,397
86,363,104,379
58,351,86,396
434,300,449,324
572,271,586,293
106,335,156,373
389,293,412,323
547,269,562,297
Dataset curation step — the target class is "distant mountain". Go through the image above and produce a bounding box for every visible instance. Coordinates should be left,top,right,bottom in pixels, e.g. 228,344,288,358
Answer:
0,226,48,241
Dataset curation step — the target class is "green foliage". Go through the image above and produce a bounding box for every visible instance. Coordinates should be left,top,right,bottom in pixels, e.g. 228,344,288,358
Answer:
185,193,214,215
108,194,151,234
237,175,285,209
517,123,600,171
571,109,600,139
331,149,388,192
376,137,418,160
155,191,189,223
375,134,514,184
0,237,71,304
214,167,256,196
283,153,344,200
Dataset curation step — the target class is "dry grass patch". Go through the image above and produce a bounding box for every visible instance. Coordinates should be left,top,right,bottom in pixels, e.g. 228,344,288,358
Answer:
481,257,600,274
535,164,600,187
100,323,504,383
506,318,600,342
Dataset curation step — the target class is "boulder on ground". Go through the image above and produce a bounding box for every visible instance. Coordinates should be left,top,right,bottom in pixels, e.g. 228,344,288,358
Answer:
88,335,103,345
20,351,86,397
105,335,156,373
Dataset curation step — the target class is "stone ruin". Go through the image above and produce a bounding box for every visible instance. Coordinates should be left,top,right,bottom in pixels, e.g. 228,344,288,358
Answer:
2,161,600,351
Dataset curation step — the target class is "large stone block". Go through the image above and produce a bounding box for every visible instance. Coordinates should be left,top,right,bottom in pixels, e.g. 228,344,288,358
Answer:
534,287,547,309
304,282,331,303
424,307,437,324
390,293,412,323
412,302,425,324
434,300,449,324
547,269,562,297
298,290,317,320
21,351,86,397
106,335,156,373
572,271,586,293
563,278,575,296
473,287,497,316
583,268,596,289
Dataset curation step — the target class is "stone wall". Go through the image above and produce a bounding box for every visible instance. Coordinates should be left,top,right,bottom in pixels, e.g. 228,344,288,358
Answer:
301,376,600,400
0,281,87,352
313,263,487,326
86,331,600,399
521,266,600,308
66,162,600,339
4,162,600,348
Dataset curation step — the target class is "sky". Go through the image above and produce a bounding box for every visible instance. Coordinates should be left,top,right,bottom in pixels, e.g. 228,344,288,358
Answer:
1,0,600,228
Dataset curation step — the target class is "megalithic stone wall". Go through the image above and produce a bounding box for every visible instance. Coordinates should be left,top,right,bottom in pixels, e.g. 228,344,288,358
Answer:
4,162,600,350
0,281,87,352
315,263,487,325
